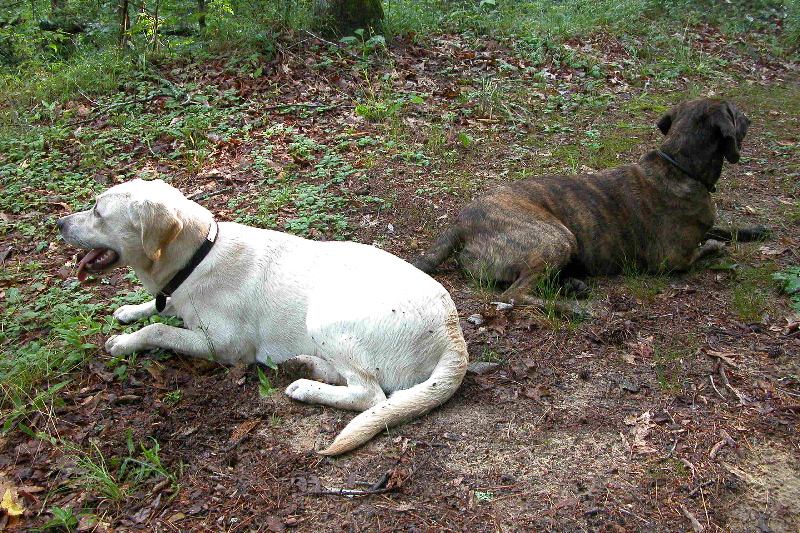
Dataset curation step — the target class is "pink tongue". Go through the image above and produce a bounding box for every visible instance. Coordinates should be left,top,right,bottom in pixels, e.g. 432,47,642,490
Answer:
77,249,105,282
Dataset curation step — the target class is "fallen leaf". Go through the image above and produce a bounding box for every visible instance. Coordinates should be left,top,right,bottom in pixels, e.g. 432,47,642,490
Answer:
1,488,24,517
759,244,788,256
228,419,260,444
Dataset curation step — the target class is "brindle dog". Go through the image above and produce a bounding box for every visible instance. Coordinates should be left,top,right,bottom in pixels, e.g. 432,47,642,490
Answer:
413,98,767,307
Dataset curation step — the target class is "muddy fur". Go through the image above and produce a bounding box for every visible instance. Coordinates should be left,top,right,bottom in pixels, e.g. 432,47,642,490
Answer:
413,98,767,304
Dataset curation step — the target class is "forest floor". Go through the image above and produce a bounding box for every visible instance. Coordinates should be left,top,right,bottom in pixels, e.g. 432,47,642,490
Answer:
1,26,799,533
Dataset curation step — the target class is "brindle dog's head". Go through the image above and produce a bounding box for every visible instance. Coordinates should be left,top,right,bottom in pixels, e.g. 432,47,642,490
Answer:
657,98,750,191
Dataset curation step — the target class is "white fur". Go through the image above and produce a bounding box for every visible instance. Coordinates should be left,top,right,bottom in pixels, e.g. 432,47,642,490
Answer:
58,179,468,455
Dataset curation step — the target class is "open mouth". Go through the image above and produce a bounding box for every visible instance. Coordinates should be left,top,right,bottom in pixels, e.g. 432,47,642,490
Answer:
76,248,120,282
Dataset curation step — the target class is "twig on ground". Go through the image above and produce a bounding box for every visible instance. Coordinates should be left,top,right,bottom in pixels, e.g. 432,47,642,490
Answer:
680,504,705,532
261,102,345,112
151,478,171,495
408,440,449,448
772,404,800,412
310,453,433,497
303,29,362,60
187,187,233,201
618,507,651,524
689,480,715,498
709,439,727,459
717,366,750,405
370,472,390,491
709,374,727,401
709,429,737,460
661,439,678,460
70,91,178,126
681,457,697,477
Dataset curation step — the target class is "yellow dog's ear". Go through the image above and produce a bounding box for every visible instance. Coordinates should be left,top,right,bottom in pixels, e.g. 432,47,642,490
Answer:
136,199,184,261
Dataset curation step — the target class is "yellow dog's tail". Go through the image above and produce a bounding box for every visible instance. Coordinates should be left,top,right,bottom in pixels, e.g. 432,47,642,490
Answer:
318,308,468,456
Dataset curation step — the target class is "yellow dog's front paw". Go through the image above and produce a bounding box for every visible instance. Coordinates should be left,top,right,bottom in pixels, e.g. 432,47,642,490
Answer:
105,333,138,357
285,379,319,403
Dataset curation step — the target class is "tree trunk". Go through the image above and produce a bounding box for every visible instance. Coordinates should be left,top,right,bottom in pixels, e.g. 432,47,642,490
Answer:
312,0,384,39
118,0,130,47
198,0,206,29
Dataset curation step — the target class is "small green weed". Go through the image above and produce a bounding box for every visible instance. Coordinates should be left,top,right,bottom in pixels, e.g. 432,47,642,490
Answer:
773,267,800,311
74,442,127,502
355,92,424,122
340,29,387,59
73,436,180,503
475,490,494,502
652,335,700,392
121,436,180,487
623,274,669,302
730,265,778,321
476,348,505,363
1,381,69,436
257,357,279,399
40,506,82,532
164,390,182,406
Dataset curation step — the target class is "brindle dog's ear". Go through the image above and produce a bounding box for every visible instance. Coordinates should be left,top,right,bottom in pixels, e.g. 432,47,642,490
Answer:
717,102,750,164
657,111,672,135
136,199,184,261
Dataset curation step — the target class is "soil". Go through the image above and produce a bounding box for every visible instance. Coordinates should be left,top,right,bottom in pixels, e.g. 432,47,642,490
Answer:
1,31,799,532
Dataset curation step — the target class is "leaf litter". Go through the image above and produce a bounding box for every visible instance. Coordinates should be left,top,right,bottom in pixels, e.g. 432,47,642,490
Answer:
1,28,799,533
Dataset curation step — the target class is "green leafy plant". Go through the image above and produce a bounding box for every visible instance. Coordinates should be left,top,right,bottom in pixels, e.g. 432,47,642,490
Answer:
121,437,179,486
257,362,278,398
164,390,182,406
340,29,387,58
40,506,80,532
475,490,494,502
774,267,800,310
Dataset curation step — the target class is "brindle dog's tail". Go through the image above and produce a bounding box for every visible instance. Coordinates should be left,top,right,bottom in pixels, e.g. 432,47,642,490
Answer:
412,226,462,273
318,306,468,456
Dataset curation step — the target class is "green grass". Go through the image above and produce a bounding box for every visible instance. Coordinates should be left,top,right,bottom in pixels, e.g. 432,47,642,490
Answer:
730,264,780,322
71,436,179,502
653,334,700,391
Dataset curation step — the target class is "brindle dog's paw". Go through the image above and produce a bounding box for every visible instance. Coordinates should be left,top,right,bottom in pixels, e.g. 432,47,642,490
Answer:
562,278,591,299
697,239,727,260
282,356,313,379
518,295,593,320
738,225,771,242
283,355,345,385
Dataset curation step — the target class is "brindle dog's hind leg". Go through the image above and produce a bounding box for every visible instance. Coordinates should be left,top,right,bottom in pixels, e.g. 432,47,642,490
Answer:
493,224,591,318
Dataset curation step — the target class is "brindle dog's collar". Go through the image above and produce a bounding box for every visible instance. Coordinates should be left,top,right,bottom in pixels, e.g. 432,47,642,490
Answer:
658,150,716,192
156,221,218,312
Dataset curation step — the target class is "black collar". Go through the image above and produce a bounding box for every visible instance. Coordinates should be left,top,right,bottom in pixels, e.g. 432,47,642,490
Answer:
156,221,218,312
658,150,715,192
